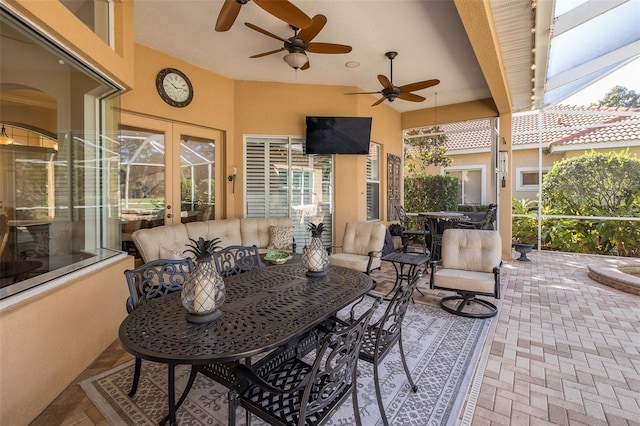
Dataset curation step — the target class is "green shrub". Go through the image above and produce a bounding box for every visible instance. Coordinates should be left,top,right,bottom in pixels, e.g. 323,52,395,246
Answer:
404,175,458,213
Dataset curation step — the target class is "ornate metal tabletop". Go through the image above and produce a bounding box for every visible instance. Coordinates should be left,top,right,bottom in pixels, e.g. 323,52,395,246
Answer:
119,263,373,364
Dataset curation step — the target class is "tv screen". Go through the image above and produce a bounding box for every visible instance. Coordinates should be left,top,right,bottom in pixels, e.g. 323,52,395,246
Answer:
305,116,372,155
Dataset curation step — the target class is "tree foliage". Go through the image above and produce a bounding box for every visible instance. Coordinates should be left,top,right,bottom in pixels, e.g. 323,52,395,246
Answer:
403,126,451,175
542,150,640,217
595,85,640,108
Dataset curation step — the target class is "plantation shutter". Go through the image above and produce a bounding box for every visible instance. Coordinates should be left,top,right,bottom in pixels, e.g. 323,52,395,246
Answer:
245,136,333,249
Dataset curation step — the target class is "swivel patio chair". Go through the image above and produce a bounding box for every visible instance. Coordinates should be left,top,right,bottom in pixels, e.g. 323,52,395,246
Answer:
229,298,379,426
429,228,502,318
123,257,195,397
329,221,387,276
335,271,422,426
212,244,265,277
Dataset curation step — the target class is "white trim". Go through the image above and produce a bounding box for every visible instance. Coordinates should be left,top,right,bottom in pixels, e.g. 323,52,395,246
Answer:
516,166,552,191
549,139,640,153
0,253,128,310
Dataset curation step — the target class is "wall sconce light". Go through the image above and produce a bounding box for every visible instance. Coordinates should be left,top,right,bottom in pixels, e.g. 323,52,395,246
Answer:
0,124,15,145
228,166,237,193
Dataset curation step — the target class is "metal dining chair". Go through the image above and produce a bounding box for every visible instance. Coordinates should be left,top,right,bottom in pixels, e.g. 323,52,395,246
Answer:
123,257,195,397
335,271,422,426
229,298,380,426
212,244,265,277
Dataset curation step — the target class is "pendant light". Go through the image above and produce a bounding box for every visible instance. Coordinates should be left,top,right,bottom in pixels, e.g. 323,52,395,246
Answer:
0,124,14,145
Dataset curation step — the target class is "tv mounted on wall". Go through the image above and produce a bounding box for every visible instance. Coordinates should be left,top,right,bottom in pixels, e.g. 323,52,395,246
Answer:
305,116,372,155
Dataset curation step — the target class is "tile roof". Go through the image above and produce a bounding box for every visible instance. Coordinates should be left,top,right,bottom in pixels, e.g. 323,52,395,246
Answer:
406,105,640,152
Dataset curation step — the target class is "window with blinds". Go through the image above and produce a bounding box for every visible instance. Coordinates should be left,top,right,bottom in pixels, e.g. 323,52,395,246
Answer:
245,137,333,249
367,143,380,221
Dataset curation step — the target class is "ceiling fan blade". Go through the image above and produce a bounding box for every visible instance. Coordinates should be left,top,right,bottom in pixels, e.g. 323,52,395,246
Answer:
254,0,313,30
397,92,426,102
298,14,327,43
250,47,286,58
377,75,393,90
399,79,440,93
344,91,382,95
245,22,287,42
215,0,242,32
306,42,352,54
300,60,310,70
372,97,387,106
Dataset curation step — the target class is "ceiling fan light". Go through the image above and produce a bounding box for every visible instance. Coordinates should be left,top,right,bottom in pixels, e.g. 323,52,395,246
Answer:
0,124,14,145
283,52,308,69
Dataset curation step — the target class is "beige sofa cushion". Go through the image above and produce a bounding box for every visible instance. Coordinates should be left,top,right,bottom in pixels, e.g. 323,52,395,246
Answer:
185,218,242,248
440,229,501,273
240,218,294,251
329,252,382,273
432,268,497,294
341,221,387,256
132,223,189,262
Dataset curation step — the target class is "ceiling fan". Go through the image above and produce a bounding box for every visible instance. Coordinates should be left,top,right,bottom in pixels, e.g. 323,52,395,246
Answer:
346,51,440,106
215,0,312,32
245,14,352,70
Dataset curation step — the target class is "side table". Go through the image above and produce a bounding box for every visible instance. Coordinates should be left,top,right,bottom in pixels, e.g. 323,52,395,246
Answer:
381,252,429,299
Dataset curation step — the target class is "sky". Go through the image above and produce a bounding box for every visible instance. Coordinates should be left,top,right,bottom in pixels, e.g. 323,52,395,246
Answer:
562,58,640,106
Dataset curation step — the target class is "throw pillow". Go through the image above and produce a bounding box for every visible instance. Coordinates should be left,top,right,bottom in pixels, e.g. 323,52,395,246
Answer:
267,225,294,251
159,245,188,260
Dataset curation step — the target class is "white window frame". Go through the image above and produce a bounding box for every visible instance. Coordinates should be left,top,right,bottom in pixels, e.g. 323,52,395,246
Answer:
516,166,551,191
443,164,486,205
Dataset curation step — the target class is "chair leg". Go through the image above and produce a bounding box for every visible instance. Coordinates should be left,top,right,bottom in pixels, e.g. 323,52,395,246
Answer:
351,378,363,426
440,295,498,318
129,357,142,397
228,389,239,426
398,332,418,393
373,360,389,426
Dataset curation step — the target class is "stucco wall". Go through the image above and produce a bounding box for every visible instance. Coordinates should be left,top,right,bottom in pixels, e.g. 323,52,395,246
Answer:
0,255,132,425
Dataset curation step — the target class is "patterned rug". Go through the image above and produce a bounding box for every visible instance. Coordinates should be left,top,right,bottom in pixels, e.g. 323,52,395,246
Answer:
81,301,491,425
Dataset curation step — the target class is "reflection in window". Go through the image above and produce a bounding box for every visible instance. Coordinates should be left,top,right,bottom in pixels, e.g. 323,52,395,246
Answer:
0,11,121,299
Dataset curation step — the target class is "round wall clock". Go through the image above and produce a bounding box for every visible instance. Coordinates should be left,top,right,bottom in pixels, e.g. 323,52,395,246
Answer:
156,68,193,108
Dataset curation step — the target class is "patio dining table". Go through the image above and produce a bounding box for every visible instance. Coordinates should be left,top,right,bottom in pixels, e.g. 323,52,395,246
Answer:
118,263,373,426
418,211,468,260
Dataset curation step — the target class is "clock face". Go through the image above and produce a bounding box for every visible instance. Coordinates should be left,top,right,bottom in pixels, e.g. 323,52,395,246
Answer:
156,68,193,107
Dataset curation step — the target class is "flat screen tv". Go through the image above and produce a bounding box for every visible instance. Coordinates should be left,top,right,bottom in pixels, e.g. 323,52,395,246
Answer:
305,116,372,155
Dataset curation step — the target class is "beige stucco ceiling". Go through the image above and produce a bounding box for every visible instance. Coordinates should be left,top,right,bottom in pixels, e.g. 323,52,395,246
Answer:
134,0,543,115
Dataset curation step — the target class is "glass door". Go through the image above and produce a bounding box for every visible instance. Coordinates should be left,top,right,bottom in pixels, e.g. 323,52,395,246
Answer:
119,113,221,255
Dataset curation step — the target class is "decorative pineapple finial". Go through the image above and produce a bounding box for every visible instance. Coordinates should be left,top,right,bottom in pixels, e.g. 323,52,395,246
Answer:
307,222,324,238
184,237,222,262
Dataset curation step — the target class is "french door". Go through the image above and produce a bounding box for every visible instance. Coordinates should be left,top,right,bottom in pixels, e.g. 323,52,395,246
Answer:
120,113,222,229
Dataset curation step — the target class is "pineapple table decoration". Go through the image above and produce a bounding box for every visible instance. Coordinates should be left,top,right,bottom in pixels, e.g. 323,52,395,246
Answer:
181,237,225,323
302,222,329,277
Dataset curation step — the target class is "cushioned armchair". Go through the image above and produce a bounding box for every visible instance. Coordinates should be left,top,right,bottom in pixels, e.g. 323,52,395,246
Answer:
429,228,502,318
329,221,387,275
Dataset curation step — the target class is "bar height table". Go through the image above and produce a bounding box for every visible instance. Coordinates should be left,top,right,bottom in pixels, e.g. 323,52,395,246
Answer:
418,212,468,260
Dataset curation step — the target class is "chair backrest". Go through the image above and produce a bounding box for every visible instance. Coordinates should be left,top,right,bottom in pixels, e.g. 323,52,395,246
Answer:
441,229,501,273
394,205,407,227
301,298,379,421
342,221,387,256
0,213,9,258
371,271,421,346
479,204,497,230
212,244,265,277
123,258,195,313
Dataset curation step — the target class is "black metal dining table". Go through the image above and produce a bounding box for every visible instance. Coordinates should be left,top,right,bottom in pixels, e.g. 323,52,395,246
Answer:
418,211,468,260
118,263,374,425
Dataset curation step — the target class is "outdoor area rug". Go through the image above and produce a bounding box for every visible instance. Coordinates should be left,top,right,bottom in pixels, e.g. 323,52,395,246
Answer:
80,301,491,425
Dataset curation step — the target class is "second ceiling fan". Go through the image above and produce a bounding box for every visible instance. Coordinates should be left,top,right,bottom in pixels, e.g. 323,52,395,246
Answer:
346,51,440,106
245,14,352,70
